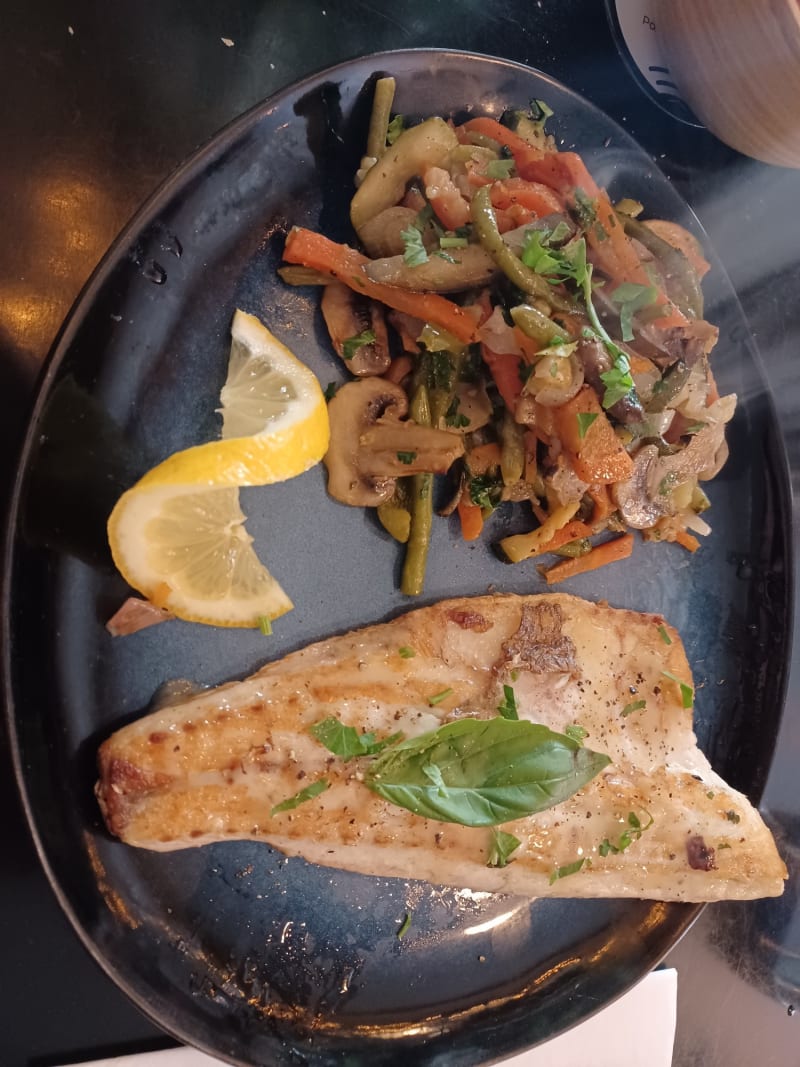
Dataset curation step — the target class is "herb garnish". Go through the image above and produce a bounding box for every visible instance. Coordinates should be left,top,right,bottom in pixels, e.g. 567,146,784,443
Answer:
397,911,412,938
488,829,522,867
427,688,454,706
323,381,339,402
662,670,694,708
486,157,516,180
599,810,654,855
610,282,658,343
621,699,647,717
445,396,470,428
398,645,416,659
270,778,329,816
496,684,519,720
726,810,741,824
310,717,403,761
468,471,503,511
565,723,588,742
550,857,587,884
401,224,429,267
576,412,598,440
257,615,272,636
657,624,672,645
573,188,597,228
396,451,417,465
342,329,376,360
365,717,610,826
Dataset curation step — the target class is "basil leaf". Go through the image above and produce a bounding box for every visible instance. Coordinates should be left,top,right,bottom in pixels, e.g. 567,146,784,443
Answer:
365,717,611,827
488,829,521,867
342,329,376,361
310,717,402,760
270,778,329,816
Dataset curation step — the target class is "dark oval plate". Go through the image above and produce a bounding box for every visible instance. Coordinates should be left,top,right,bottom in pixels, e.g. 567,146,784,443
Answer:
3,49,792,1067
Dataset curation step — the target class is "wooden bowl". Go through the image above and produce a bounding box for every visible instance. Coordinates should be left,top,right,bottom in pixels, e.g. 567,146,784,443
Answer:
655,0,800,168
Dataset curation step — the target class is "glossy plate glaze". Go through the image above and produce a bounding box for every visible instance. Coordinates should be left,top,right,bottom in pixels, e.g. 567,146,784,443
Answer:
3,50,792,1066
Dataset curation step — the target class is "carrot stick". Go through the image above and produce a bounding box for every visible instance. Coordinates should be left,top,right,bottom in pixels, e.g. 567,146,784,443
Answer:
283,228,478,344
480,344,525,409
551,385,634,484
675,530,701,553
529,519,593,557
457,498,484,541
543,533,634,584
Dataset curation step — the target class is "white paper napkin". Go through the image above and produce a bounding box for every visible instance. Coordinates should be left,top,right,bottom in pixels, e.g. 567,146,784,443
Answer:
63,967,676,1067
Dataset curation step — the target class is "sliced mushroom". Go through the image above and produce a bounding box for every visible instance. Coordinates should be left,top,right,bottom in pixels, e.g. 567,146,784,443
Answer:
320,283,391,376
324,378,465,507
613,421,731,529
364,244,498,292
358,206,421,259
449,380,493,433
611,445,668,529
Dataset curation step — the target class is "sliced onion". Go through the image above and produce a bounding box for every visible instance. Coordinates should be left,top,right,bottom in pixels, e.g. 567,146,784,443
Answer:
477,305,523,355
527,352,585,407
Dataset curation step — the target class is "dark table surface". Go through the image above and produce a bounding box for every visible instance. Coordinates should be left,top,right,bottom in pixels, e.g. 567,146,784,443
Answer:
3,2,799,1065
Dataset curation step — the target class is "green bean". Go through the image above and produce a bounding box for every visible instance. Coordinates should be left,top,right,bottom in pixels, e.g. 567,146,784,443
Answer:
365,77,397,160
500,411,525,485
510,304,567,347
619,215,703,318
470,186,572,312
401,383,434,596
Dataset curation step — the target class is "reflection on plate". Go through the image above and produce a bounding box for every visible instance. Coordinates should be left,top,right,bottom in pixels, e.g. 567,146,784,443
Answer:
4,49,791,1067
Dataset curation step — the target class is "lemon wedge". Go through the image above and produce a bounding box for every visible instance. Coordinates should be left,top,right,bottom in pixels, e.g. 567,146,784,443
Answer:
107,311,329,627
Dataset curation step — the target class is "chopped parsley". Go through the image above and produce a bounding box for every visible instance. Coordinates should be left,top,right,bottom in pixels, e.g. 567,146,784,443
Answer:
342,329,376,361
576,412,598,440
270,778,329,816
610,282,659,343
657,624,673,645
621,699,647,717
468,471,503,511
397,911,412,938
496,684,519,720
257,615,272,636
398,645,416,659
396,451,417,465
726,810,741,824
573,187,597,228
427,688,454,707
323,381,339,402
486,157,516,180
599,810,653,856
401,224,429,267
488,829,522,868
310,717,402,760
662,670,694,708
565,723,588,742
549,857,587,884
445,396,470,429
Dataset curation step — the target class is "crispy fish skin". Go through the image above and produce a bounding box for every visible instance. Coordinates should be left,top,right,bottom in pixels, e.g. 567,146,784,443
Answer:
96,594,786,901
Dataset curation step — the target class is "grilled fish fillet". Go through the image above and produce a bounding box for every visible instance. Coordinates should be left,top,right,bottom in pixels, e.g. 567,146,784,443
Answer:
96,594,786,901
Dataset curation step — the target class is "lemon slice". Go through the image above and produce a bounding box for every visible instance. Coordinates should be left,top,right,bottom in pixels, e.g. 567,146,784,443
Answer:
108,486,293,627
107,310,329,627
